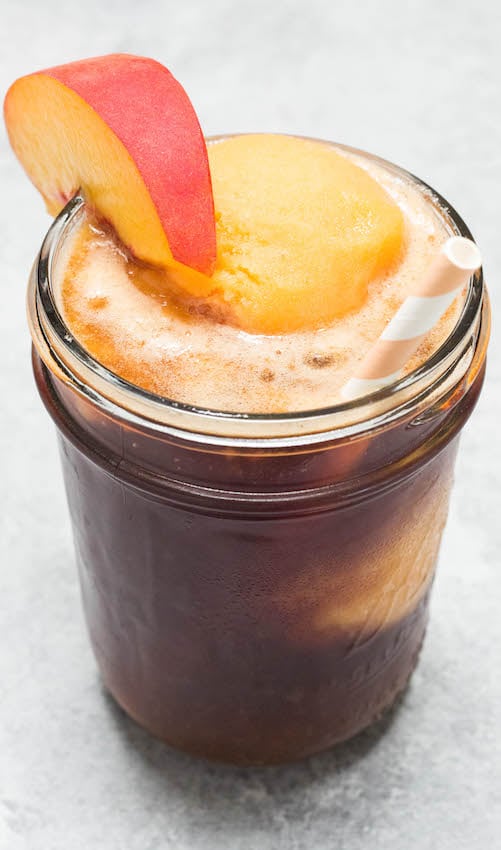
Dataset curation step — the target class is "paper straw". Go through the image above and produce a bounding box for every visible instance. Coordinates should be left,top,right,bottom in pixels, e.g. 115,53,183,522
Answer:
341,236,482,400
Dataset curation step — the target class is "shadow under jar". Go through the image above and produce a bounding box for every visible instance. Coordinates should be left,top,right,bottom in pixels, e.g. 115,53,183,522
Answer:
28,146,490,765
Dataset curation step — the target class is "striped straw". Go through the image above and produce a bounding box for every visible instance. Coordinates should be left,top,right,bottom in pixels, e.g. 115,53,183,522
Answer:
341,236,482,400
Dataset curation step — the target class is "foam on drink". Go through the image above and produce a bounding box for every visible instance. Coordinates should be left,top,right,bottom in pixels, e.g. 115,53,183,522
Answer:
56,136,459,413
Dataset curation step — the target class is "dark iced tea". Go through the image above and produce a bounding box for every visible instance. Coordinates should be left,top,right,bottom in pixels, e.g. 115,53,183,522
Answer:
27,154,489,765
31,335,487,764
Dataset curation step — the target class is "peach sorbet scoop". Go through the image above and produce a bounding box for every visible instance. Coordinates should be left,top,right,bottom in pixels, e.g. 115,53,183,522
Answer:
196,135,406,334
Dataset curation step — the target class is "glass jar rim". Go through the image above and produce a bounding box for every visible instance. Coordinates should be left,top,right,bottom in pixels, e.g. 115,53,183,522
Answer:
27,137,488,447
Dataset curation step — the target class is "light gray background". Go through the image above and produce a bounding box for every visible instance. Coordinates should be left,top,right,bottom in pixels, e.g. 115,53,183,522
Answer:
1,1,499,848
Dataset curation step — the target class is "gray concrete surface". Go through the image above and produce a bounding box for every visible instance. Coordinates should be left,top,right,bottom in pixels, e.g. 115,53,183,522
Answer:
1,1,499,848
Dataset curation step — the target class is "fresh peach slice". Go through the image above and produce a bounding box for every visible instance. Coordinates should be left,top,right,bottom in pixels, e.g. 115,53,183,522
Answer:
4,54,216,274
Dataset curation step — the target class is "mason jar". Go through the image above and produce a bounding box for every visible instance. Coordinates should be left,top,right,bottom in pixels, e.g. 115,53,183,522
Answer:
27,148,490,764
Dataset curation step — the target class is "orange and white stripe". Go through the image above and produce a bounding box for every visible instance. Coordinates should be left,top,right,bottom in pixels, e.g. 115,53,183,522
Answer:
341,236,482,400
